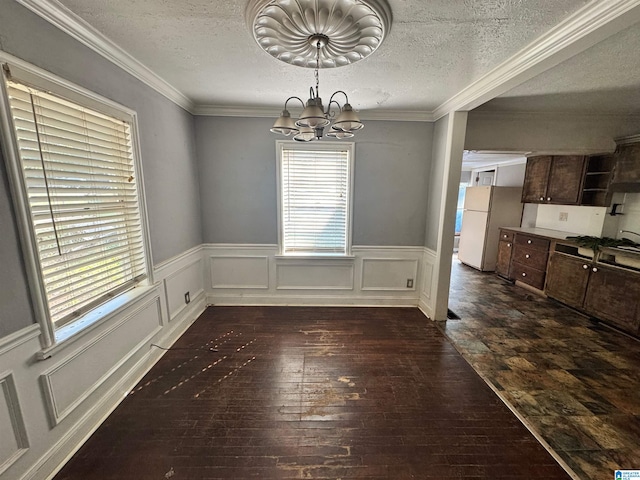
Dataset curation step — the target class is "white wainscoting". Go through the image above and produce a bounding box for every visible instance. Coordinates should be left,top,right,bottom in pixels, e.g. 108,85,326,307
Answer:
155,245,206,322
210,255,269,289
205,244,425,307
276,259,354,290
0,370,29,475
40,295,163,426
418,248,438,319
0,245,206,480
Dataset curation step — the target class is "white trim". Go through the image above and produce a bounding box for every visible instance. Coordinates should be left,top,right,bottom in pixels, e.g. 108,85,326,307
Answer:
276,140,355,256
207,293,417,307
360,258,418,291
14,0,194,113
209,255,270,289
0,371,29,476
275,260,355,291
352,245,425,254
433,0,640,119
40,295,163,426
615,133,640,145
0,55,156,349
153,244,203,275
0,324,40,357
202,243,277,250
194,104,435,122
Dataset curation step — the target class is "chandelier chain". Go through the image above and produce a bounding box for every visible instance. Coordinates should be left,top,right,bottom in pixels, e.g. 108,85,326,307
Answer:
314,40,320,98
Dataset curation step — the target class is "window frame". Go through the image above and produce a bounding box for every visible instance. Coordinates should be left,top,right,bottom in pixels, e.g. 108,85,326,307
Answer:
0,52,154,349
275,140,355,257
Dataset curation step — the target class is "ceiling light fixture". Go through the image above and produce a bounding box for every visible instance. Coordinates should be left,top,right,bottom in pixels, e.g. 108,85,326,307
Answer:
246,0,392,142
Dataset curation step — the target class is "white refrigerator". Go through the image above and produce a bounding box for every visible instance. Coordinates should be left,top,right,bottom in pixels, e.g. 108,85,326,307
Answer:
458,186,523,271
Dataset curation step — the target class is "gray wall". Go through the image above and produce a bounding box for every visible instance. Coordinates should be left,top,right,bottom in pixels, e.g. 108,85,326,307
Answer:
0,2,202,336
195,117,434,246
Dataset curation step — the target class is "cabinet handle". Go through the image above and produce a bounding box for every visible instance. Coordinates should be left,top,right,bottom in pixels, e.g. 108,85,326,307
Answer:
592,267,598,273
582,264,588,269
527,240,532,244
503,234,507,238
547,197,551,201
539,196,544,201
525,254,530,259
522,272,527,277
507,243,511,247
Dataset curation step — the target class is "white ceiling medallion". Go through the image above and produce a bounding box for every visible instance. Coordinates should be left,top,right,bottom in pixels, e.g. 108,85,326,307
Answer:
246,0,392,68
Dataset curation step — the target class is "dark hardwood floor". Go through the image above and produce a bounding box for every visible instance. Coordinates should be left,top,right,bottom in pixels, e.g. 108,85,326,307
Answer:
55,306,570,479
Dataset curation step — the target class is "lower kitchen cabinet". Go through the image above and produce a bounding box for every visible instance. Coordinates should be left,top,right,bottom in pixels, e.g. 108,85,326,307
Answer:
545,253,591,309
510,234,550,290
496,230,514,279
545,252,640,336
583,265,640,335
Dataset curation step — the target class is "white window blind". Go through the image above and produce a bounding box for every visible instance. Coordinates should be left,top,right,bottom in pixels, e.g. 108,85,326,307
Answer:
6,80,147,327
280,146,351,254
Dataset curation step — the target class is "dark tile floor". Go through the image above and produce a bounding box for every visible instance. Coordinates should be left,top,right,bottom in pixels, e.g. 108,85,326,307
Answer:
55,306,570,479
443,257,640,480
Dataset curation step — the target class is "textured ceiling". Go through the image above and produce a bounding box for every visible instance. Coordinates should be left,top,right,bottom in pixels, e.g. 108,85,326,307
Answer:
56,0,592,113
478,22,640,115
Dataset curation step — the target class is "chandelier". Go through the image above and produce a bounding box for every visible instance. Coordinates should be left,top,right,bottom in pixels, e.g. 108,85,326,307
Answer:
246,0,392,142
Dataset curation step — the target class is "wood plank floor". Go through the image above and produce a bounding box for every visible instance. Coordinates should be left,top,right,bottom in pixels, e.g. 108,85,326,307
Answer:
55,306,570,479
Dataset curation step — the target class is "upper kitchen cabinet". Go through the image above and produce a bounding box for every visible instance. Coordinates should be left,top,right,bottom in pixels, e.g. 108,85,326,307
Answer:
522,155,587,205
610,141,640,192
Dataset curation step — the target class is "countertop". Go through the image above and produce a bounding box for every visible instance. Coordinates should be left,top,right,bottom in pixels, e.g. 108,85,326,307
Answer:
499,226,582,241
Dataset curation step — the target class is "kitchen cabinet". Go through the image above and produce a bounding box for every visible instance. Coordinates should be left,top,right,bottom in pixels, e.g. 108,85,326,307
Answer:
610,142,640,192
510,233,550,290
584,265,640,335
521,155,587,205
545,248,640,336
545,253,591,308
581,155,614,206
496,230,514,279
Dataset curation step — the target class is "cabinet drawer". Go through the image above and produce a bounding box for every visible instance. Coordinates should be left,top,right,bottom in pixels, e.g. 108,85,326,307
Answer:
511,262,546,290
515,234,550,251
499,230,515,242
512,245,549,270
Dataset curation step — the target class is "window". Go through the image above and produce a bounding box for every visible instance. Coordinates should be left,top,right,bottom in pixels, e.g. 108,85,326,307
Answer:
455,182,467,234
276,141,354,255
0,62,150,342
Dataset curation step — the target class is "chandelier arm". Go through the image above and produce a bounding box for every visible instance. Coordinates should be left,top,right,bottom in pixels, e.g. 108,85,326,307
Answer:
328,90,350,106
284,96,305,110
325,99,342,118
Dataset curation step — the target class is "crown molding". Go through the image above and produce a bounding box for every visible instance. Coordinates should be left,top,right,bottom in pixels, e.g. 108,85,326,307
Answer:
469,109,640,119
193,104,436,122
15,0,195,113
433,0,640,120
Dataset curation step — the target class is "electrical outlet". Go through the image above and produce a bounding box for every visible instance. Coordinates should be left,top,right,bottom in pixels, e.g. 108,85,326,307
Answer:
184,292,190,304
559,212,568,222
406,278,413,288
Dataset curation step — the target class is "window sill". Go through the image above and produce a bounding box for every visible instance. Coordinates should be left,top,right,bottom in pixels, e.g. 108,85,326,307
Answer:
275,254,355,261
37,285,157,360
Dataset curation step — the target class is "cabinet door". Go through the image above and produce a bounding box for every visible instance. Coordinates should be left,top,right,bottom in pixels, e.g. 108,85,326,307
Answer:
496,240,513,278
546,156,586,205
522,156,551,203
584,266,640,335
545,253,590,309
611,143,640,186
